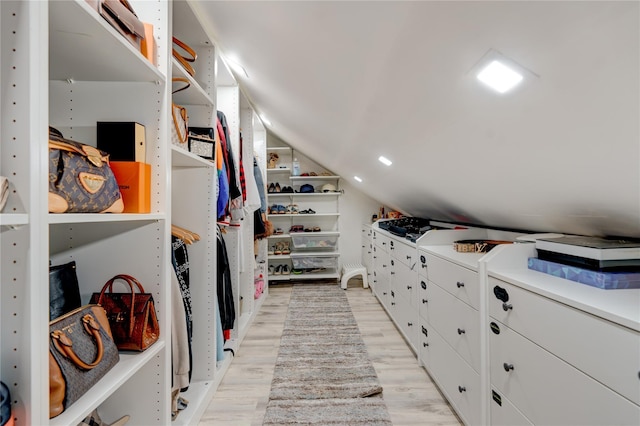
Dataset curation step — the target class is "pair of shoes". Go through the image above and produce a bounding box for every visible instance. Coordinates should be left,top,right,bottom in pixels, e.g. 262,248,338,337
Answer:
274,228,284,235
268,246,275,255
299,208,315,214
281,186,294,193
274,241,290,255
281,264,290,275
79,409,130,426
268,265,275,274
291,268,303,275
289,225,304,233
273,264,282,275
303,226,321,232
267,182,281,193
269,204,286,214
286,204,299,214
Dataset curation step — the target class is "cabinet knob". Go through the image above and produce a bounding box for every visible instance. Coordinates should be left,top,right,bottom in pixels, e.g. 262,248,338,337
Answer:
458,386,466,393
382,242,386,245
373,256,377,259
423,342,429,347
421,264,427,269
421,281,427,290
456,281,465,288
457,328,465,335
383,264,387,268
406,255,411,260
422,299,428,304
503,363,514,372
390,271,395,275
408,322,413,327
407,285,412,290
382,292,387,295
421,326,428,337
502,303,513,311
391,302,396,306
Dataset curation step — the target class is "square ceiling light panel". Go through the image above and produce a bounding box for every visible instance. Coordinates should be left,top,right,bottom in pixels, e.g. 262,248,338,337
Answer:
477,60,523,93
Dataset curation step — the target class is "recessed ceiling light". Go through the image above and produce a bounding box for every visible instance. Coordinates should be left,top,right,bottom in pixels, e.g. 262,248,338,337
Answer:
354,176,363,182
476,60,523,93
260,115,271,126
378,156,392,166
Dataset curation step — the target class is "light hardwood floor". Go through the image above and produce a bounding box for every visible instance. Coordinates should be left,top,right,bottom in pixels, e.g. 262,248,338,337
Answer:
199,281,462,426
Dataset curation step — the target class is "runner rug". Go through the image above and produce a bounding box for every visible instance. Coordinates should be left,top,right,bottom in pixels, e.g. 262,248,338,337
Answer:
262,283,392,425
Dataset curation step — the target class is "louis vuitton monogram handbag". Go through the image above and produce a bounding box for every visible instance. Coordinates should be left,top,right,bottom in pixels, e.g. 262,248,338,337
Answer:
48,127,124,213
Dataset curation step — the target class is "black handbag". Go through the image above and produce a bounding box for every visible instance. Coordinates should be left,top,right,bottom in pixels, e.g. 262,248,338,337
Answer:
49,261,82,321
0,381,10,426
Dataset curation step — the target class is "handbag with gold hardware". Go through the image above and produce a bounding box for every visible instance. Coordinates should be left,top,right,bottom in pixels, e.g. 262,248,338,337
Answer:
48,127,124,213
49,305,119,418
90,274,160,352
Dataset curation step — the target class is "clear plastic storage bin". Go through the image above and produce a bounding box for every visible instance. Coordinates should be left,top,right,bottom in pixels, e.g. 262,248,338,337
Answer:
290,233,338,250
291,255,338,270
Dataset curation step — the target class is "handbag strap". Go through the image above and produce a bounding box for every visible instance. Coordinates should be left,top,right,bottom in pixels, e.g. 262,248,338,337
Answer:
172,77,190,95
172,103,188,144
172,37,197,77
99,274,147,337
51,313,104,370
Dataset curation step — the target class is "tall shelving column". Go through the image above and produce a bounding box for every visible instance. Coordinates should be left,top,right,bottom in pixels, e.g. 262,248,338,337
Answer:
170,1,221,424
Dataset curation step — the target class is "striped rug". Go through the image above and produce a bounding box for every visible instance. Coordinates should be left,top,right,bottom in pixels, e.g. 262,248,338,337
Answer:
263,283,392,425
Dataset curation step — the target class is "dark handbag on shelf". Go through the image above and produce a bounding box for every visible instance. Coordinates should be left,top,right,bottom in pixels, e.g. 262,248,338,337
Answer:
48,127,124,213
90,274,160,352
1,381,11,426
49,261,82,321
49,305,119,419
86,0,145,48
172,36,197,77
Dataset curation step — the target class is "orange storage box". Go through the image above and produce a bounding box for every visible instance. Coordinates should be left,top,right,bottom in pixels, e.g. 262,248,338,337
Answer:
110,161,151,213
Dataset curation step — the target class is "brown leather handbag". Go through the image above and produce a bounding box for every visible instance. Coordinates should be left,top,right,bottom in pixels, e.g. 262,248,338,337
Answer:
86,0,145,48
90,274,160,352
49,305,119,418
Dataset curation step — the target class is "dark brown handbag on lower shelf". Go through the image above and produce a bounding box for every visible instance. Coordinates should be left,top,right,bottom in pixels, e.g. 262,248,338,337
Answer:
90,274,160,352
49,305,119,418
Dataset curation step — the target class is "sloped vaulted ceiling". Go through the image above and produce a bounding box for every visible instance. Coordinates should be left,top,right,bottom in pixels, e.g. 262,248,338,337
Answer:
193,0,640,238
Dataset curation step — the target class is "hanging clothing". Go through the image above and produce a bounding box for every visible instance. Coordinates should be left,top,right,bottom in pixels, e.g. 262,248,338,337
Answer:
253,158,267,213
171,236,193,387
217,227,235,333
170,270,190,393
215,129,229,220
217,111,242,201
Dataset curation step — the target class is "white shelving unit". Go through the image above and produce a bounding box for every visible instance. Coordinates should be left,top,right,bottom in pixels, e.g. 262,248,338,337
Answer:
265,146,341,281
0,1,268,424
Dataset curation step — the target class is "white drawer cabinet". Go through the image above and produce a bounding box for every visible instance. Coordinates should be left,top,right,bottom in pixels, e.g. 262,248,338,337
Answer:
489,319,640,425
489,389,533,426
391,238,417,267
489,277,640,406
426,253,480,310
428,325,481,425
392,258,417,307
426,280,481,372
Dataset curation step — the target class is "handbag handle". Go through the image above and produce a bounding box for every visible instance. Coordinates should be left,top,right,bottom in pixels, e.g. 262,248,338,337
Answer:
172,37,197,76
98,274,147,338
51,313,104,370
172,77,191,94
172,103,188,145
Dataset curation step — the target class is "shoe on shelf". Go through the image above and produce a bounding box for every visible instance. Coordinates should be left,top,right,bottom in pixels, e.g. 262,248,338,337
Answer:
268,265,275,274
282,264,290,275
281,186,294,193
275,182,281,192
312,226,321,232
277,205,287,214
268,245,275,255
268,182,275,193
281,241,291,255
274,228,284,235
291,268,303,275
286,204,299,214
274,241,283,255
274,264,283,275
269,205,279,214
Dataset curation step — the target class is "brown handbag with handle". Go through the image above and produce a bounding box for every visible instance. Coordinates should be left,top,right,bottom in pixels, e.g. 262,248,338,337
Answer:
49,305,119,418
90,274,160,352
